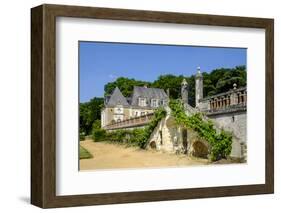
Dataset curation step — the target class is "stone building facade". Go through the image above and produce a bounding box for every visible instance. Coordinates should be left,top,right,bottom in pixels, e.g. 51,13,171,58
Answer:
101,86,169,128
195,69,247,158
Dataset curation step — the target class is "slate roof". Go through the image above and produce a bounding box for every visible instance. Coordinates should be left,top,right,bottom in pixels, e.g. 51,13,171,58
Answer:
131,86,168,106
106,87,129,107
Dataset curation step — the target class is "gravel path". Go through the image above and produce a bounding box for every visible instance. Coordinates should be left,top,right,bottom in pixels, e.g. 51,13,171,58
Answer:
80,139,209,170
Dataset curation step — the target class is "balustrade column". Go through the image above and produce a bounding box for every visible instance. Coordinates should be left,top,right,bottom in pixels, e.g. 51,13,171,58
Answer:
214,99,218,109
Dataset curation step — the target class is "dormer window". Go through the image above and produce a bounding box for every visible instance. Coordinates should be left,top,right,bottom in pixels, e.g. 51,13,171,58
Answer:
139,98,146,107
151,99,158,107
114,105,123,114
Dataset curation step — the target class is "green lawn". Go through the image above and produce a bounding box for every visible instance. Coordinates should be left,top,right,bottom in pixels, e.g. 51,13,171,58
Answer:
79,145,93,159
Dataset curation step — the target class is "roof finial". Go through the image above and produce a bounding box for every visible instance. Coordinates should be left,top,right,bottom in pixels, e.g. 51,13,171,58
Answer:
197,66,201,74
181,78,188,85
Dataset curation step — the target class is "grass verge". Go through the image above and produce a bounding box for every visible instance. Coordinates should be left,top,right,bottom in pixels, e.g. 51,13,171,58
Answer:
79,145,93,159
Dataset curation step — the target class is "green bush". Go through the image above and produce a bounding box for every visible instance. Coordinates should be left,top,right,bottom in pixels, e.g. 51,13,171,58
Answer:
93,108,166,148
169,99,232,161
130,128,149,148
92,128,106,142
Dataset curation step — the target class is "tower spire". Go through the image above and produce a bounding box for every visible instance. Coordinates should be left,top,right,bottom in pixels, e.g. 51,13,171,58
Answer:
197,66,201,73
195,66,203,107
181,78,189,105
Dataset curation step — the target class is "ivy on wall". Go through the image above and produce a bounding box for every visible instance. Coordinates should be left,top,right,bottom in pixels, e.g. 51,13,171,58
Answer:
169,100,232,161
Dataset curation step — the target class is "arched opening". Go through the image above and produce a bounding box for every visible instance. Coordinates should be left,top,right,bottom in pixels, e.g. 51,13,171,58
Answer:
150,141,157,149
192,141,209,158
159,130,163,145
182,128,188,154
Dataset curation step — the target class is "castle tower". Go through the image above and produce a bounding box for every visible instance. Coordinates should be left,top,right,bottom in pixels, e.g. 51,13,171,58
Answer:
195,66,203,107
181,78,189,105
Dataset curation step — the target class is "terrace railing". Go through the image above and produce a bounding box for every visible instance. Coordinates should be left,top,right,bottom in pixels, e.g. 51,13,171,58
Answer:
104,113,154,130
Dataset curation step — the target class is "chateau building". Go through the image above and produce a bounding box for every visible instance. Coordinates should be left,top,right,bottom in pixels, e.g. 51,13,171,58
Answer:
101,85,168,127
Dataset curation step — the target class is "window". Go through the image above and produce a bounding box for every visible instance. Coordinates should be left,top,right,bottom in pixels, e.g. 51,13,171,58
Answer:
135,111,138,117
114,105,123,114
141,112,145,116
151,99,158,107
160,100,167,106
139,98,146,107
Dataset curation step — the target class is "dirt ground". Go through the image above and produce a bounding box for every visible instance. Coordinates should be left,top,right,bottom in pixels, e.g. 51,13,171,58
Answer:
80,139,209,170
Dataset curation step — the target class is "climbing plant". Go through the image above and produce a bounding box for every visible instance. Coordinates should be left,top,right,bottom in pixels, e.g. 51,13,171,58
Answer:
169,100,232,161
92,108,166,149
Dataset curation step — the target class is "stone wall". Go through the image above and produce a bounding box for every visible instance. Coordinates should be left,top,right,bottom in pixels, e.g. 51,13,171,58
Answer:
147,115,209,158
147,115,178,153
147,107,246,160
207,111,247,159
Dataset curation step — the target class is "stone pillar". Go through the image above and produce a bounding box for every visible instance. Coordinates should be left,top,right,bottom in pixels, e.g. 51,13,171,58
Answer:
166,88,170,99
195,67,203,108
181,78,189,105
230,83,238,106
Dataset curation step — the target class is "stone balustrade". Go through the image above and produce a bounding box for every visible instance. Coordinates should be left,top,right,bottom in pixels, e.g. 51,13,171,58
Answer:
104,113,154,130
199,87,247,114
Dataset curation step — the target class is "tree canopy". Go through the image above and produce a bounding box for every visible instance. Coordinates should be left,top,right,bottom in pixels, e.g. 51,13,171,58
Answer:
104,77,150,97
80,97,104,135
203,65,246,96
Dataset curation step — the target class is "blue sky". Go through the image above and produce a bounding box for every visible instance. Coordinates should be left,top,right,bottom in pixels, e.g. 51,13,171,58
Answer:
79,41,246,103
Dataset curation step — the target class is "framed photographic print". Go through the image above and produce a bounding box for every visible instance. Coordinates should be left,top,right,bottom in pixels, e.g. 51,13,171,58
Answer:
31,4,274,208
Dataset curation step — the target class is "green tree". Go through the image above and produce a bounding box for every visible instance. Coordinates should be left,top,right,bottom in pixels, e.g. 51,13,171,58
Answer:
79,97,104,135
152,74,184,99
202,65,246,96
104,77,150,97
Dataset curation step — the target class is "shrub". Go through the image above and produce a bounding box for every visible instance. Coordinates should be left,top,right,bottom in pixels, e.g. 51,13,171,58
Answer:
92,128,106,142
92,119,101,130
94,108,166,148
130,128,149,148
